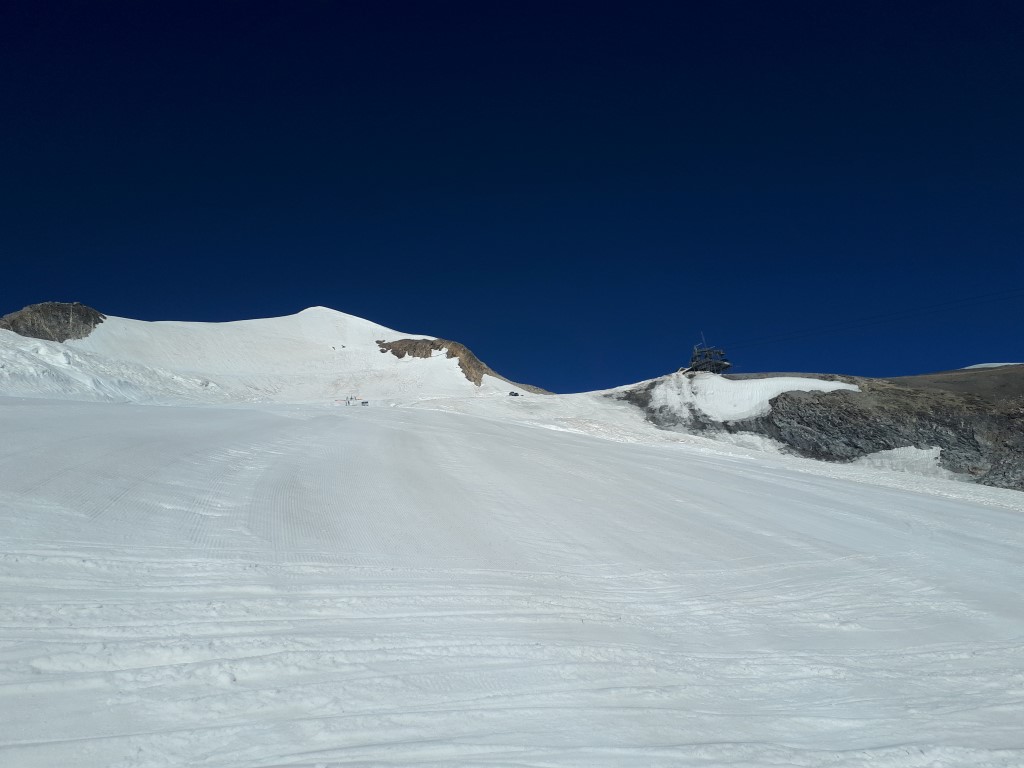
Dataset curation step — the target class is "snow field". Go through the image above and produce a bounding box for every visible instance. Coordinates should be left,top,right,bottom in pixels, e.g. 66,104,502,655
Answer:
2,398,1023,767
64,308,513,403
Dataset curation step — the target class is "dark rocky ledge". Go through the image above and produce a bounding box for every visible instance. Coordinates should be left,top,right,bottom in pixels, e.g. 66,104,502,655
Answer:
614,367,1024,491
377,338,549,394
0,302,106,342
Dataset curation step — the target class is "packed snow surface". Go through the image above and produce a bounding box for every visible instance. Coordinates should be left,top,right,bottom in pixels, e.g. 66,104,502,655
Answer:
2,308,1023,767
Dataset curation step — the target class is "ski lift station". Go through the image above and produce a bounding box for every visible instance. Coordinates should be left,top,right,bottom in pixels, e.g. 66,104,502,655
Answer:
682,340,732,374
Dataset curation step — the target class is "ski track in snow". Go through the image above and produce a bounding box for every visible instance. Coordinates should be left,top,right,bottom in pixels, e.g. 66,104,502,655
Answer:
1,398,1023,767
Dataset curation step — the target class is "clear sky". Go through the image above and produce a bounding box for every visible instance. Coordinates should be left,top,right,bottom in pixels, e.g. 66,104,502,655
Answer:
3,1,1022,393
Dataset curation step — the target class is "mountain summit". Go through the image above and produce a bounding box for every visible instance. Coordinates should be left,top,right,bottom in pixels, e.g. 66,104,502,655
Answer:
0,302,542,403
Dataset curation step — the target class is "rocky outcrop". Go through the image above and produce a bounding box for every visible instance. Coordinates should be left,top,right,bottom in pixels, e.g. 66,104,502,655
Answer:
0,302,105,342
736,382,1024,489
615,367,1024,491
377,338,549,394
885,366,1024,403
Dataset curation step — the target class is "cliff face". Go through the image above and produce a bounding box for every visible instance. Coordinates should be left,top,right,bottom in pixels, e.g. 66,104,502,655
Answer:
737,382,1024,490
616,367,1024,491
377,338,550,394
0,302,105,342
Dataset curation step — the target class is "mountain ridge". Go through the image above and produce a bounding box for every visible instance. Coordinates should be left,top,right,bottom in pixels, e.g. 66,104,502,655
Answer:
0,301,545,401
617,368,1024,490
2,301,1021,490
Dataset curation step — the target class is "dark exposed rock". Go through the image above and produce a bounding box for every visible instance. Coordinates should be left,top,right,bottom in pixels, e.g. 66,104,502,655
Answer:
727,365,1024,403
614,370,1024,491
883,365,1024,404
377,338,550,394
616,380,655,412
733,382,1023,489
0,302,105,342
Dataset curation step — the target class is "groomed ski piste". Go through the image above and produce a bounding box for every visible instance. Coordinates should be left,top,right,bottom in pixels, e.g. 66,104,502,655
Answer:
1,308,1022,768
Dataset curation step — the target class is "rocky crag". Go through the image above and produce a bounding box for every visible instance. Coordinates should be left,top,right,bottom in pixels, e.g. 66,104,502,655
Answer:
377,338,549,393
0,302,106,342
617,367,1024,491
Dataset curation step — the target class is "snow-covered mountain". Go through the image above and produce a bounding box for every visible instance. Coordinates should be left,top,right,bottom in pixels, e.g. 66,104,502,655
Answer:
2,302,1023,767
2,302,1022,489
3,301,1022,490
0,303,538,404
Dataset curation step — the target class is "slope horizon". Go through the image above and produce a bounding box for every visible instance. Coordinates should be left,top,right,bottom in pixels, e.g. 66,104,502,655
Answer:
5,298,1022,394
3,3,1023,392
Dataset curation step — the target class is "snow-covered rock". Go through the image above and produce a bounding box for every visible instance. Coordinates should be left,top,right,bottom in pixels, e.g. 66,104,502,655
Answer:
646,371,859,423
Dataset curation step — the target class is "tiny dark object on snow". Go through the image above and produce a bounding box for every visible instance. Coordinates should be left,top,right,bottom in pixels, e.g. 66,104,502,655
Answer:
509,391,521,396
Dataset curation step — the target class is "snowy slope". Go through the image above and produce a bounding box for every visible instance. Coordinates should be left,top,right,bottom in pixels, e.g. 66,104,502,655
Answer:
0,330,228,403
61,306,514,403
2,306,1024,765
1,398,1022,768
2,307,864,420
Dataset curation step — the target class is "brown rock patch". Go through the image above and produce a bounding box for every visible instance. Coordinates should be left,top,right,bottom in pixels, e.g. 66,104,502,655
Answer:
0,302,106,342
377,338,549,394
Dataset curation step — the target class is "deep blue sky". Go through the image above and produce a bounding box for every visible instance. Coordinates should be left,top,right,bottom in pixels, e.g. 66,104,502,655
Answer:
3,1,1022,392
